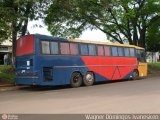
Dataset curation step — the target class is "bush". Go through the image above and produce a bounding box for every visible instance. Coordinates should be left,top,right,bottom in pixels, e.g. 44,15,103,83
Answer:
0,65,15,84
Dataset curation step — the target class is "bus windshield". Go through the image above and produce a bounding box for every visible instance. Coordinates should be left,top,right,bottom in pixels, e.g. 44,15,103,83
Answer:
136,49,146,62
16,35,34,56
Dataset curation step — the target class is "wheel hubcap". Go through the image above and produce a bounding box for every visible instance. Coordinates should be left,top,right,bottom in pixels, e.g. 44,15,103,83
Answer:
86,74,93,82
73,76,79,83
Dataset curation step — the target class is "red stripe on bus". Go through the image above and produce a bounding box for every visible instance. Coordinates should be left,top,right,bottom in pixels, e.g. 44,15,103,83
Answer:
81,56,137,80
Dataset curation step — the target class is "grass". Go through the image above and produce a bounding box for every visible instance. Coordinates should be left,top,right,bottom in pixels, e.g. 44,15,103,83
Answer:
148,62,160,74
148,62,160,67
0,65,15,84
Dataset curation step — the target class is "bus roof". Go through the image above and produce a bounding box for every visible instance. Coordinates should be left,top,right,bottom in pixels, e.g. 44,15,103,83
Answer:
68,39,144,50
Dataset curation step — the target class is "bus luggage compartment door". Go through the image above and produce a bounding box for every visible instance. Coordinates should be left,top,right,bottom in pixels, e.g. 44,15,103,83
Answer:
43,67,53,81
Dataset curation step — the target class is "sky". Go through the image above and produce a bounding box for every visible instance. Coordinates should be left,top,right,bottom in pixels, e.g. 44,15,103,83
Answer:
27,20,107,42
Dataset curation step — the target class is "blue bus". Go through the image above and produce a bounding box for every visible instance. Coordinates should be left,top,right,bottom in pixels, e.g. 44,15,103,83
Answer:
16,34,147,87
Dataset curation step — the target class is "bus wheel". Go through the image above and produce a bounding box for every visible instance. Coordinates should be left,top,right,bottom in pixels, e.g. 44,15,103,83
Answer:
71,72,82,88
83,72,94,86
132,70,139,80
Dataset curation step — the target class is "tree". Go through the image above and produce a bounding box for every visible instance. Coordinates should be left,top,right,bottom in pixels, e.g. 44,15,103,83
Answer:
146,21,160,52
0,0,50,64
45,0,160,48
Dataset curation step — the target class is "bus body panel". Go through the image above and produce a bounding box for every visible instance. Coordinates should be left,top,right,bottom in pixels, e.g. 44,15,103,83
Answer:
81,56,138,80
29,56,137,86
138,62,148,77
35,55,89,86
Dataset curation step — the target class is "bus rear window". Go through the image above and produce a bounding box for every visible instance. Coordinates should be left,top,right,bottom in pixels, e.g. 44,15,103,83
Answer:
16,35,34,56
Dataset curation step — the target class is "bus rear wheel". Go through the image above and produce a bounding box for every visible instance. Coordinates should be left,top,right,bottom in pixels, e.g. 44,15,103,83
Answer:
132,70,139,80
71,72,82,88
83,72,95,86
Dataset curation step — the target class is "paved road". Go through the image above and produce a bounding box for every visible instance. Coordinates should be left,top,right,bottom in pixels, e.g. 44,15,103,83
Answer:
0,76,160,114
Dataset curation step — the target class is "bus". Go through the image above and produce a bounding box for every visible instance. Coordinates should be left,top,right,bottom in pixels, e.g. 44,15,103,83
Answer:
16,34,147,87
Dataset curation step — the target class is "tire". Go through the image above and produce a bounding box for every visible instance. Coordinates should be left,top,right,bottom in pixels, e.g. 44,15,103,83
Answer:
70,72,82,88
132,70,139,80
83,72,95,86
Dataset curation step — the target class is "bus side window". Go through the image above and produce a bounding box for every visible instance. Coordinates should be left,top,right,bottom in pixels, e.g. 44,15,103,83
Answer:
111,46,118,56
136,50,140,60
118,47,124,56
124,48,130,57
70,43,79,55
60,42,70,55
41,41,50,54
104,46,110,56
130,48,135,57
88,44,96,56
80,44,89,56
50,42,59,54
97,45,104,56
141,51,146,62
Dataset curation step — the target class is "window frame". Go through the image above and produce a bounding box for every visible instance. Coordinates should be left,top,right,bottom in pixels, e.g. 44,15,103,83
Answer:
69,42,79,55
124,47,130,57
80,43,89,56
111,46,118,57
50,41,59,55
97,45,105,56
117,47,124,57
129,47,136,57
103,45,111,56
60,42,71,55
40,40,139,58
88,44,97,56
41,41,51,55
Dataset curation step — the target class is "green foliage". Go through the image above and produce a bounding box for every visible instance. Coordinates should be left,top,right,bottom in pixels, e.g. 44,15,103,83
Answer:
0,65,15,84
149,62,160,68
46,0,111,38
45,0,160,48
0,2,13,43
146,21,160,52
0,0,51,62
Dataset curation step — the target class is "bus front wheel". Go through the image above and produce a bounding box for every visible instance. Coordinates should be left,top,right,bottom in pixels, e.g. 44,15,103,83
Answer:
71,72,82,88
83,72,95,86
132,70,139,80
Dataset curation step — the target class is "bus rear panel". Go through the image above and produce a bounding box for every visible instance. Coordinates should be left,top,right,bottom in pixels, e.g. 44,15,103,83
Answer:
16,35,38,85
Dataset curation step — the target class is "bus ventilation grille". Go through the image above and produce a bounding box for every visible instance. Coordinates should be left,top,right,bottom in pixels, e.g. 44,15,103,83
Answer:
43,67,53,81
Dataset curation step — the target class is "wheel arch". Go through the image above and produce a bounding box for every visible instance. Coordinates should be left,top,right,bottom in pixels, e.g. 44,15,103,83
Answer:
133,69,139,76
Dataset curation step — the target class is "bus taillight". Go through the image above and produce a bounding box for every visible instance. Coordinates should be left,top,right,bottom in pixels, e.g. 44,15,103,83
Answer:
27,71,37,76
27,59,33,67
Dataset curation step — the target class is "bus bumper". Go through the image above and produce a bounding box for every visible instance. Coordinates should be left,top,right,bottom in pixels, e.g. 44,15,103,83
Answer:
16,76,39,85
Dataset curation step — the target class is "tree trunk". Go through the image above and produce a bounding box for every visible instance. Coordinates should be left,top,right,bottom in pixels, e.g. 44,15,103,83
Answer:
133,25,138,46
10,1,18,66
11,21,17,66
139,27,146,49
21,19,29,36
